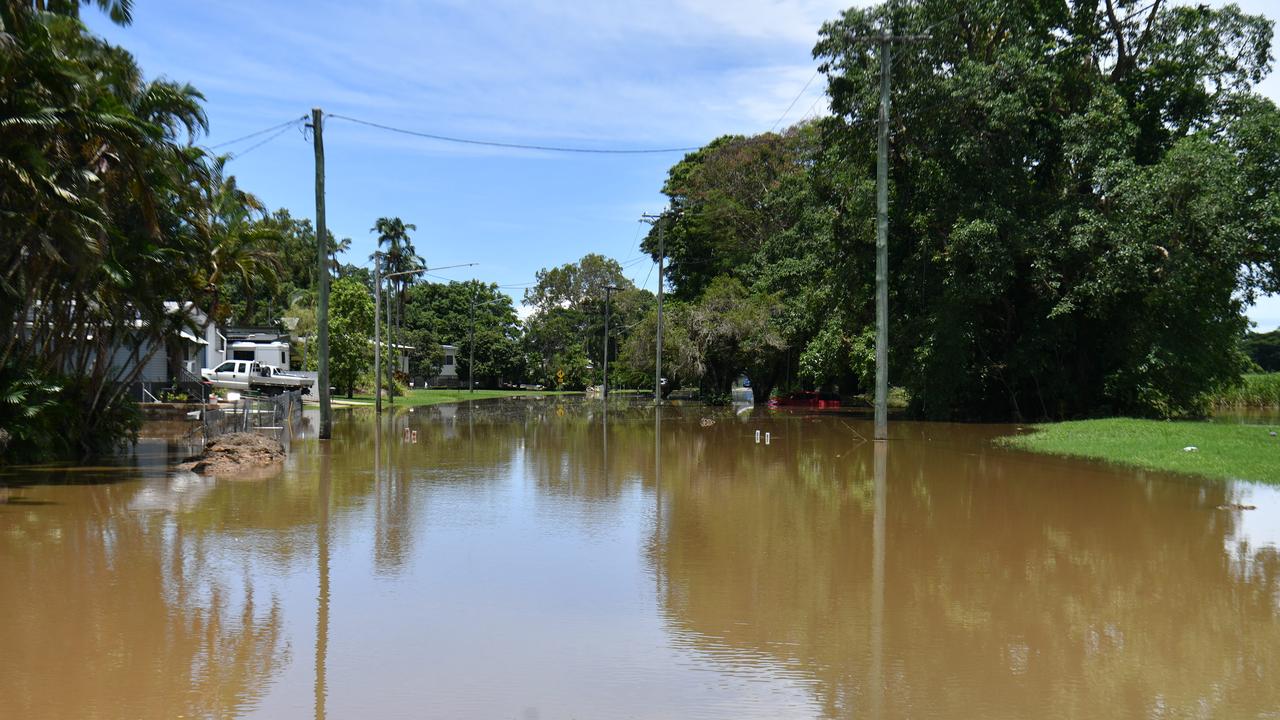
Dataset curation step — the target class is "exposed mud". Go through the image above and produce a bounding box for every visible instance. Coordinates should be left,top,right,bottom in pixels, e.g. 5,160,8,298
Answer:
177,432,285,475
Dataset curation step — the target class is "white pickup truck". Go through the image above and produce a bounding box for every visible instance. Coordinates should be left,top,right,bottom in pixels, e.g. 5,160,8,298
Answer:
201,360,314,395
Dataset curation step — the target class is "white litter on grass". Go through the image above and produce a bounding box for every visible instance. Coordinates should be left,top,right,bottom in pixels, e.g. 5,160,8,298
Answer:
1183,446,1198,452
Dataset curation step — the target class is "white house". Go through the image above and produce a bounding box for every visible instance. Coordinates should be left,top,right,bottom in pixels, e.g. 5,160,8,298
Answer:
426,344,460,387
100,302,215,399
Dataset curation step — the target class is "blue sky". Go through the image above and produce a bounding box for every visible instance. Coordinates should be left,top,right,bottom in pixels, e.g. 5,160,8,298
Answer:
87,0,1280,327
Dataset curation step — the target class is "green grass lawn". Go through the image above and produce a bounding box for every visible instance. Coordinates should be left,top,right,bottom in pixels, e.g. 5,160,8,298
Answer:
997,417,1280,484
342,388,578,407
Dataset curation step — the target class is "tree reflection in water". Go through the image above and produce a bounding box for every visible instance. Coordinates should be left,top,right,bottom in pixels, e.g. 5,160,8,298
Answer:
0,400,1276,719
0,477,287,718
643,409,1280,719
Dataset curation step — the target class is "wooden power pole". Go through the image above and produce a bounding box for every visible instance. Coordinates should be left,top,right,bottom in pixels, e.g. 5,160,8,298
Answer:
640,212,668,404
859,19,927,441
374,252,382,414
874,36,891,442
311,108,332,439
603,285,618,399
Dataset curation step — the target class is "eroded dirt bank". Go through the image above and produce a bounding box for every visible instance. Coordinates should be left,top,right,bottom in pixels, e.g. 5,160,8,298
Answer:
177,432,285,475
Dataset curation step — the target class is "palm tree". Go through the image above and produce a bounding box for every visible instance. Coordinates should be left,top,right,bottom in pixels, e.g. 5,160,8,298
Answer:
370,217,420,395
0,0,229,455
329,236,351,274
191,157,282,325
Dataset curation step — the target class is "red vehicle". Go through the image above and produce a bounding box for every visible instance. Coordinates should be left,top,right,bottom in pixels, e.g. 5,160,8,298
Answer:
769,391,841,409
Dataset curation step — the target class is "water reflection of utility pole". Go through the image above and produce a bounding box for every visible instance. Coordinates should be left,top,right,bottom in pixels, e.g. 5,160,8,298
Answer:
315,445,331,720
654,405,662,534
374,416,384,568
870,440,886,719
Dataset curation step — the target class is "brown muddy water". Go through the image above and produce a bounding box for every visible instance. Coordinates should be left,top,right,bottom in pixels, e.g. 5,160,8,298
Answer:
1,398,1277,719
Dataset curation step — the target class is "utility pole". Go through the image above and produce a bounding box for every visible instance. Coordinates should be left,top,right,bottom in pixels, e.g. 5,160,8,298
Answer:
469,287,503,393
856,16,928,441
380,263,475,401
468,286,477,393
641,212,671,404
874,35,891,442
386,276,394,405
603,285,618,399
311,107,331,439
374,252,382,414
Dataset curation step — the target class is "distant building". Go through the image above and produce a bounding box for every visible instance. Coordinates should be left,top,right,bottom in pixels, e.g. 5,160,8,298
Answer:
101,301,217,400
425,344,460,387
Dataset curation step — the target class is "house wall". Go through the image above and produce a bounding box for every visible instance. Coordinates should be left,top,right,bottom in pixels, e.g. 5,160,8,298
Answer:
427,344,460,386
107,341,168,383
203,323,225,370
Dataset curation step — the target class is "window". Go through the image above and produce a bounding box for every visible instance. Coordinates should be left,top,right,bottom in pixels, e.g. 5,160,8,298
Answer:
444,355,455,366
232,349,255,361
215,361,235,373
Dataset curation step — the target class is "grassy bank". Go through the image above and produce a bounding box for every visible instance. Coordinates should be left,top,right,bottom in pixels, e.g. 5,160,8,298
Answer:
998,418,1280,484
341,388,578,407
1212,372,1280,408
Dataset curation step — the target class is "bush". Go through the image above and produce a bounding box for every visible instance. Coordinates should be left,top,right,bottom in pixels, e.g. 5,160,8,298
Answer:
0,367,140,462
1212,373,1280,408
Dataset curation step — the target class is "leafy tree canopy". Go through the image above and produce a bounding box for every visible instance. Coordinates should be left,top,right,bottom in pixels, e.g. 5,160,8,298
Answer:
640,0,1280,418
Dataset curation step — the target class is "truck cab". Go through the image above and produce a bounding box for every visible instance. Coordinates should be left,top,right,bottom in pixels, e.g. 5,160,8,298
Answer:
202,360,254,390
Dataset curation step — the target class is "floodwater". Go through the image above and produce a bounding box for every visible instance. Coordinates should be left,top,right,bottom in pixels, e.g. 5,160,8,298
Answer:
1,399,1277,720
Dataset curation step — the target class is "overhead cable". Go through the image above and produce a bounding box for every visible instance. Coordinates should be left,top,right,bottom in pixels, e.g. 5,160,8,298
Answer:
208,116,308,149
227,120,304,160
771,69,820,132
325,113,702,155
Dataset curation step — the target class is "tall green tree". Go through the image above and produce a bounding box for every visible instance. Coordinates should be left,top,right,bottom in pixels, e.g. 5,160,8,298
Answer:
639,0,1280,418
639,124,838,399
192,157,281,326
370,216,421,383
328,276,374,398
402,280,523,387
807,0,1280,418
0,0,224,457
523,254,651,389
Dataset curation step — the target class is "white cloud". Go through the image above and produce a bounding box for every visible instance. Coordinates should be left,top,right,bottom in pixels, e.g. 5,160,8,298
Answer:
1246,294,1280,333
113,0,850,154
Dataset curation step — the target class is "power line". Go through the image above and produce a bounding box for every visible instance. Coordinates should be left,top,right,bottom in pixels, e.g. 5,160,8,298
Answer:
227,120,304,160
771,69,820,133
640,259,656,291
208,116,308,149
325,113,702,155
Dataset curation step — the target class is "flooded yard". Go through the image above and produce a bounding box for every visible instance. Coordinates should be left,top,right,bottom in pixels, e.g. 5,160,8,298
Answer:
1,398,1277,719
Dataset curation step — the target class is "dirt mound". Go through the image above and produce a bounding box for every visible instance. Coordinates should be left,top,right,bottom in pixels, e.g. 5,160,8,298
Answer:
178,432,285,476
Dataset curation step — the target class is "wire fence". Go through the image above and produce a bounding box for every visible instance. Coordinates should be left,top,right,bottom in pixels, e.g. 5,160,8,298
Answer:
202,389,303,442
